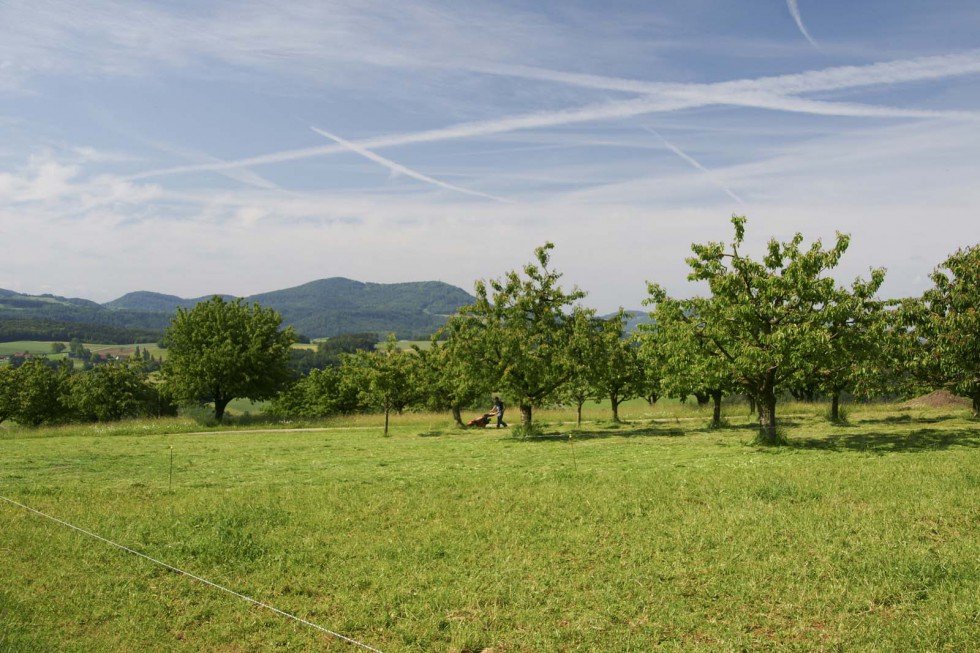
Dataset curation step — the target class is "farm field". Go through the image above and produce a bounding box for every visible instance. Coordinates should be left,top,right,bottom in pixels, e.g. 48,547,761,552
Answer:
1,403,978,651
0,341,164,359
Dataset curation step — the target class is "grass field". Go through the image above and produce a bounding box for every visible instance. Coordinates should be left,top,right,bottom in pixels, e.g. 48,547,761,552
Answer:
1,402,978,651
0,341,164,360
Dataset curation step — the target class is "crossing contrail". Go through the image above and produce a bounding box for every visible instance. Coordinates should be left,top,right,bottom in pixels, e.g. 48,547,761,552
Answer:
125,51,980,181
787,0,819,48
310,126,511,203
643,127,744,206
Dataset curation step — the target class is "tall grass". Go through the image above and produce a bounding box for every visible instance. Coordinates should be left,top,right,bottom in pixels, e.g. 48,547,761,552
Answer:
1,403,978,651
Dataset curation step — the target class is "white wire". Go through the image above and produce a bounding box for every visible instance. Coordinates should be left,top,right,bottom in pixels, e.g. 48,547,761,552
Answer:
0,494,384,653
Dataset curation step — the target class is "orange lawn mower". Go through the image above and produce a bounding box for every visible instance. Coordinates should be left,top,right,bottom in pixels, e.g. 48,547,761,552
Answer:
465,412,495,428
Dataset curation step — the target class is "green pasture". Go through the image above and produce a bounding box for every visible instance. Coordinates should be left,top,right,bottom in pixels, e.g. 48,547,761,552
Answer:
0,341,164,359
1,403,978,651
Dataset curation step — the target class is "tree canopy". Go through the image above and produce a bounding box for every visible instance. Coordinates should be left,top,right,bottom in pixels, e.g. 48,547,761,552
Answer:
161,296,295,421
457,243,587,430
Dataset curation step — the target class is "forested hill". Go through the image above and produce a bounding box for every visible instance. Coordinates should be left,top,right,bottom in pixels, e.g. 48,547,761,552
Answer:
248,278,474,337
0,278,475,342
104,291,235,313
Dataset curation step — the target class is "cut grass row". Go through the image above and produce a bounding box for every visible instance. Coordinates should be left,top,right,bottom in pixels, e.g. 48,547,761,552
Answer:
1,404,977,651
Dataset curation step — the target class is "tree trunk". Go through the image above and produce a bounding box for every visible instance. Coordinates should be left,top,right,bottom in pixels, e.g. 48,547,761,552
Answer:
576,401,582,427
973,393,979,419
520,403,532,429
747,394,756,416
694,391,710,407
610,393,621,422
214,396,230,422
384,407,390,436
831,392,841,422
757,381,779,444
646,394,658,406
711,389,722,428
451,405,464,428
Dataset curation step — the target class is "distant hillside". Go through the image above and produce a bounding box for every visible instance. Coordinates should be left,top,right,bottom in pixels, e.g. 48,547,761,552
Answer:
105,291,234,313
248,278,474,337
0,278,475,341
600,310,653,333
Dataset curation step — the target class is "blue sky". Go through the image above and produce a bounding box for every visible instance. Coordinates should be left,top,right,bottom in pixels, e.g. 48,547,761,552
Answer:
1,1,978,311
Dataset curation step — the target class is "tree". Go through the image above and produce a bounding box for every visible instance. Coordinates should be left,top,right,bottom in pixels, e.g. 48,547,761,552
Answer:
900,245,980,416
590,310,645,423
643,294,736,428
50,342,67,354
654,216,864,444
809,271,887,421
415,317,490,427
561,308,605,426
160,296,295,422
458,243,586,431
344,335,418,436
0,365,17,424
68,359,163,422
269,366,359,419
12,358,71,426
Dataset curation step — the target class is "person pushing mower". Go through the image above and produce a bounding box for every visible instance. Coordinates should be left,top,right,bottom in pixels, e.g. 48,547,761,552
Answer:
490,395,507,428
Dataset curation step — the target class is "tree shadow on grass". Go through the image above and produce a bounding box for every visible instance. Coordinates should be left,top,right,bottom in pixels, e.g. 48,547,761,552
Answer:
853,414,967,427
790,427,980,454
514,425,688,442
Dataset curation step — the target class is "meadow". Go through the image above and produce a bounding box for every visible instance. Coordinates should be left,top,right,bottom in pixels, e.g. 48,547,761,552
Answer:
1,400,978,651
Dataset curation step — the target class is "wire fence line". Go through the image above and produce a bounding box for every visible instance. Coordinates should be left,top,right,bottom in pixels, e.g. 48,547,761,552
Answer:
0,494,384,653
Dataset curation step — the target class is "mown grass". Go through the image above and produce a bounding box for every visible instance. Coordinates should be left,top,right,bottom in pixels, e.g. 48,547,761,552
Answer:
1,403,978,651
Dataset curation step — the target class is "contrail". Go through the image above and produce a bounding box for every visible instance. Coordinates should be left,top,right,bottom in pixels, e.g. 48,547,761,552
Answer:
787,0,819,48
310,126,511,203
126,51,980,181
643,126,744,205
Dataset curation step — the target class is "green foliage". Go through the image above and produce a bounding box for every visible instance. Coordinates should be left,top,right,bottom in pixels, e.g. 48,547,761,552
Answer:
459,242,587,429
589,310,646,422
10,358,71,427
161,297,296,422
0,317,162,344
414,320,491,426
900,245,980,416
67,360,173,422
268,366,361,418
647,216,877,444
342,335,419,435
287,332,380,374
0,365,17,424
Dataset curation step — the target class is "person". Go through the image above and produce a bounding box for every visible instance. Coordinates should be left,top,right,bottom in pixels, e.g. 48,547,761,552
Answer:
491,395,507,428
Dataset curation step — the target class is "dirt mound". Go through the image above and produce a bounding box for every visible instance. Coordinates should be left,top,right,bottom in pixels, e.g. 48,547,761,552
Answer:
903,390,971,409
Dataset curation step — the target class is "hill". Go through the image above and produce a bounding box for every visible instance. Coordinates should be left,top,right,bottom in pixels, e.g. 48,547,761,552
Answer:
104,291,233,313
0,278,475,341
247,278,474,337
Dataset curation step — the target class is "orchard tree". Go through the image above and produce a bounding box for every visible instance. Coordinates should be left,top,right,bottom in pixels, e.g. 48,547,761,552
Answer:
591,310,645,423
345,335,418,436
901,245,980,416
459,243,586,431
659,216,866,444
0,365,17,424
809,270,887,421
68,359,160,422
643,294,736,428
415,317,491,427
269,366,359,419
13,358,71,426
161,296,295,422
561,307,605,426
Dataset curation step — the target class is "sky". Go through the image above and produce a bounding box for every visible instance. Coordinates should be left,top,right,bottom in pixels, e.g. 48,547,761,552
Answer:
1,0,978,312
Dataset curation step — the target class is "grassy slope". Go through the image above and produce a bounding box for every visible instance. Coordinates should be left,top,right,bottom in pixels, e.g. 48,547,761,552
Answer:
1,404,978,652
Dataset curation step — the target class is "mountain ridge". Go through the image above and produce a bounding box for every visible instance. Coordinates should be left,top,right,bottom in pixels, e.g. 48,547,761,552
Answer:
0,277,476,340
